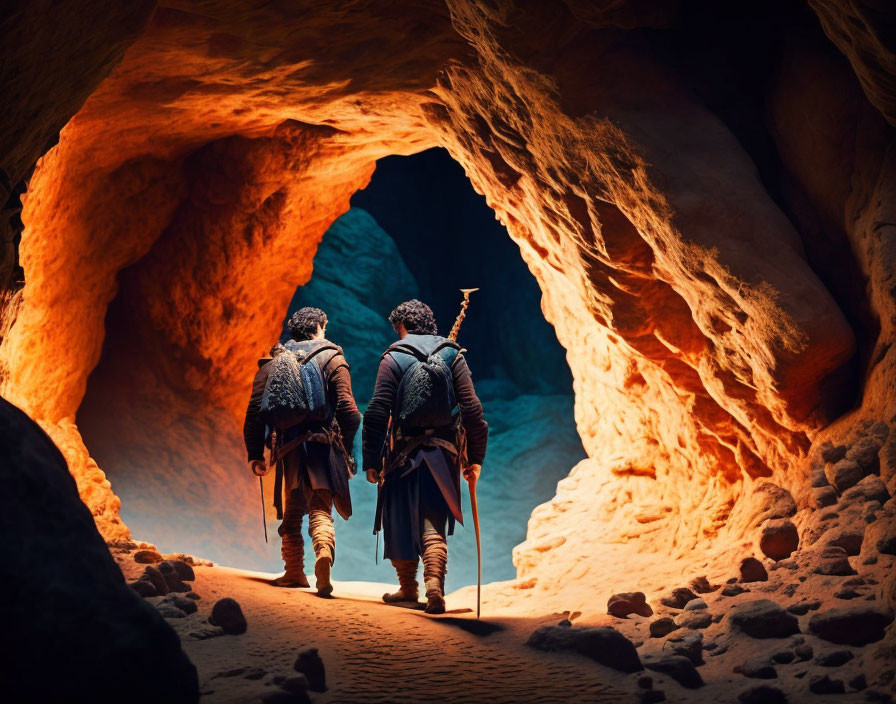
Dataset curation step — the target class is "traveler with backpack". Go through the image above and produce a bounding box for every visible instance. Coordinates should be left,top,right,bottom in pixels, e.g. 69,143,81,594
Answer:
362,299,488,614
243,307,361,596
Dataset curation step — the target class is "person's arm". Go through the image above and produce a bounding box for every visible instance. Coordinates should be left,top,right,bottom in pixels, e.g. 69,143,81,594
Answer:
453,354,488,467
243,363,269,466
362,355,400,473
329,364,361,449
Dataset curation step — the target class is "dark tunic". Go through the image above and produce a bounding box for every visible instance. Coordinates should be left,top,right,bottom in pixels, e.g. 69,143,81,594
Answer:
243,339,361,520
362,334,488,560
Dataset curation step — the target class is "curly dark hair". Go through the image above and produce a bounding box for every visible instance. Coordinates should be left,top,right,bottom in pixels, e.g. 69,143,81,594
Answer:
288,307,328,341
388,299,438,335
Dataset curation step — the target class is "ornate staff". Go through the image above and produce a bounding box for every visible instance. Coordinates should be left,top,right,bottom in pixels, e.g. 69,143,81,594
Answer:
449,288,482,618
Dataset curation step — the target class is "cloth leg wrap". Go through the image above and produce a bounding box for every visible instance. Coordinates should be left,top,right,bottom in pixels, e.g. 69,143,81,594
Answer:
422,529,447,598
391,558,419,597
278,490,305,575
308,491,335,563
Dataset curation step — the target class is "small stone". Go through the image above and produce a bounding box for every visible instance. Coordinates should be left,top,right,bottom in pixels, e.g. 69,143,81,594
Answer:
811,467,830,488
738,684,787,703
729,600,800,639
636,675,653,689
294,648,327,691
557,618,572,628
752,482,797,523
280,675,310,694
667,631,704,666
809,674,845,694
827,528,865,556
808,606,894,646
659,587,698,609
161,594,197,615
688,576,718,594
864,501,882,523
820,442,847,464
527,625,642,672
787,600,821,615
722,584,748,597
847,436,883,475
684,598,707,611
171,560,195,582
843,475,891,505
186,592,201,600
835,588,861,599
676,610,712,629
637,691,665,704
771,650,795,664
739,557,768,583
872,517,896,555
129,579,158,598
208,598,247,635
811,486,838,508
760,519,800,561
649,617,678,638
184,626,225,641
815,649,854,666
156,603,187,618
849,674,867,691
134,549,163,564
607,592,653,618
643,655,703,689
813,546,856,576
740,657,777,679
794,643,814,661
142,566,169,596
827,459,864,492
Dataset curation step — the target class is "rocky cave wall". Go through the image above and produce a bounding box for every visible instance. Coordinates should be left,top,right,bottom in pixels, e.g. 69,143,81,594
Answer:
0,0,894,614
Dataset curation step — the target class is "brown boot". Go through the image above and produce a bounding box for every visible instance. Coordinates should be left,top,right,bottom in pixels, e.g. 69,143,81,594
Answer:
275,491,308,588
272,571,310,588
309,508,335,597
422,529,447,614
383,559,419,603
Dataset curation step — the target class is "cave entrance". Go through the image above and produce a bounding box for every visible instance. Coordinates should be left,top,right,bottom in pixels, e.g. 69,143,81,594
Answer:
286,148,586,591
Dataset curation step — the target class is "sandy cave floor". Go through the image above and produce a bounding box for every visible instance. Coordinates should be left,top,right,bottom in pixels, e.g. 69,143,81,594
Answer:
160,566,629,703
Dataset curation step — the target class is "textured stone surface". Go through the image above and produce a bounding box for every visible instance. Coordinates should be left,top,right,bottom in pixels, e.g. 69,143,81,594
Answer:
808,607,894,646
0,0,893,621
729,600,800,639
0,397,198,701
527,625,642,673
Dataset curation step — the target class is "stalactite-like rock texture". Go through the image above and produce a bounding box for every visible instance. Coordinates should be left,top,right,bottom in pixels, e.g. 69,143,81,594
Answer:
0,0,894,611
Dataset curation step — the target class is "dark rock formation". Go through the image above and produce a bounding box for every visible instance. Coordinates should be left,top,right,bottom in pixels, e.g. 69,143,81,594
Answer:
294,648,326,692
808,606,894,646
209,598,247,635
643,655,703,689
660,587,698,609
527,625,642,673
729,600,800,639
739,558,769,583
607,592,653,618
759,519,799,561
0,397,198,701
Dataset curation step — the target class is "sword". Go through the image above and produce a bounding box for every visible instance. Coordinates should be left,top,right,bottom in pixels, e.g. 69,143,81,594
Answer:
259,476,268,543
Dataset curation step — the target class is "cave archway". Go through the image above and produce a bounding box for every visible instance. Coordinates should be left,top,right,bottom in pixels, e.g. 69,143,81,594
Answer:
1,1,892,618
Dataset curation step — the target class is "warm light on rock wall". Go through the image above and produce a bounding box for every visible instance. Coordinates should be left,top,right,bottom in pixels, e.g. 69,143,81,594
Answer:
1,1,893,612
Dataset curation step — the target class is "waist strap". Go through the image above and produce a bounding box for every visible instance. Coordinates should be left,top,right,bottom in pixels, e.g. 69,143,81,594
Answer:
270,428,334,465
385,432,457,476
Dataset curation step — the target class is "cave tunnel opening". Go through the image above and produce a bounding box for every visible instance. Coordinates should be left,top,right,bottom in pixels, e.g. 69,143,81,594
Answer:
76,146,585,591
283,148,586,590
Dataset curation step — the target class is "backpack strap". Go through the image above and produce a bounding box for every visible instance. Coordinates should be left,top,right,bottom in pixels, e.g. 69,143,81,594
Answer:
319,346,349,382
